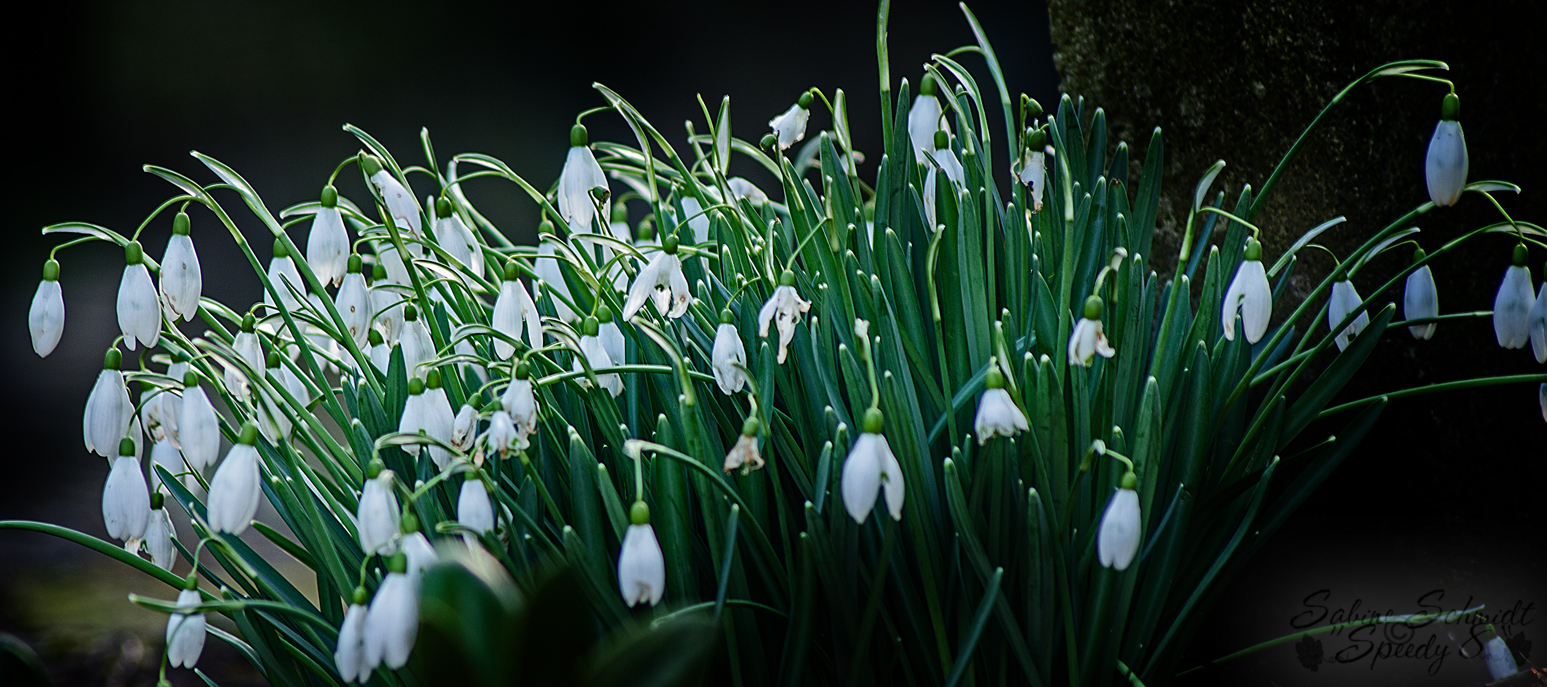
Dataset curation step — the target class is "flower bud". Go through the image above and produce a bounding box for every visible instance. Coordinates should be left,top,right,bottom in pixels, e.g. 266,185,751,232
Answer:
570,124,588,148
321,185,338,209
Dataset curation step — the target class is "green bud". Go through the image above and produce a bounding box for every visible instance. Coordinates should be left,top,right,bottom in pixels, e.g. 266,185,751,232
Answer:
719,308,734,325
934,129,949,151
241,313,255,332
368,329,384,346
596,303,614,324
104,348,122,370
320,185,338,208
119,437,136,457
1023,97,1043,119
1120,471,1138,490
272,239,289,259
742,416,761,436
425,369,442,389
366,458,385,479
662,234,679,255
590,186,610,205
408,378,425,395
1244,237,1263,262
124,241,144,266
238,422,259,445
538,219,555,235
352,586,368,606
583,316,600,337
372,263,388,281
151,492,164,510
183,371,199,387
42,259,59,282
266,351,281,369
797,91,814,109
1083,295,1104,320
501,259,520,282
611,203,628,223
1412,246,1427,263
173,211,191,236
183,572,199,591
862,407,885,434
629,500,651,526
919,74,938,97
348,254,363,274
404,304,418,322
435,197,452,218
1441,92,1460,122
985,365,1005,390
570,124,589,147
464,469,480,482
636,218,656,241
401,513,420,533
760,133,778,150
779,269,797,287
359,154,383,177
386,551,408,574
1025,128,1046,152
514,361,531,380
1512,243,1529,267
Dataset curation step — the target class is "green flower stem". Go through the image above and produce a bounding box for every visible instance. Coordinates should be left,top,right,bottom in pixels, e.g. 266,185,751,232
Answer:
127,595,338,636
129,194,199,243
1195,207,1262,239
1317,373,1547,419
0,520,186,589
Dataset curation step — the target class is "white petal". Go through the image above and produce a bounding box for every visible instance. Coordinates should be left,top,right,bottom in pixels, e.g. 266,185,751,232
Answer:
424,388,456,469
371,171,422,236
486,410,520,455
768,104,809,150
336,604,370,684
1238,260,1272,343
727,178,767,203
1329,281,1369,352
1529,284,1547,363
1484,635,1519,681
103,456,151,541
622,254,667,321
502,378,540,437
617,524,666,607
357,473,400,555
84,370,131,457
161,234,203,321
841,434,883,524
1425,120,1468,207
144,508,177,571
557,146,608,232
535,243,577,321
682,197,710,245
907,94,944,159
265,256,306,314
178,386,221,471
29,280,64,357
1097,488,1141,571
451,404,477,451
458,479,495,535
117,264,160,350
1493,265,1533,349
1403,265,1439,340
876,435,905,521
337,273,371,347
364,572,418,669
401,319,435,376
206,444,261,534
1068,319,1096,366
492,281,525,359
712,323,748,394
974,388,1029,443
308,207,349,287
166,589,207,668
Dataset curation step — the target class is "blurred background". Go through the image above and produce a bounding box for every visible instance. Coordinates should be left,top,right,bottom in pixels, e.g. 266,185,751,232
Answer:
1,1,1540,685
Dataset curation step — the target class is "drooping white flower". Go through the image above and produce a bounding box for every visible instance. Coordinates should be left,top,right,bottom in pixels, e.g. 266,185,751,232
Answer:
432,198,483,276
1328,279,1371,352
400,373,457,470
1018,133,1048,213
1494,247,1534,350
622,250,690,320
451,404,478,452
103,440,151,542
557,125,610,233
757,274,811,364
1222,239,1272,344
1068,296,1117,366
711,320,749,394
1484,634,1519,681
492,263,543,358
166,587,207,669
160,212,203,322
364,554,418,670
143,500,176,571
727,177,768,203
1529,282,1547,364
141,383,179,447
681,196,710,246
308,188,350,287
723,422,764,476
617,514,665,607
356,467,400,556
768,98,811,151
400,306,435,375
501,372,539,446
975,369,1029,444
148,438,182,493
1404,259,1439,340
178,373,220,471
368,330,391,373
535,241,577,322
371,263,407,344
364,157,422,237
1097,475,1142,571
457,474,494,536
336,256,371,347
265,239,307,315
226,318,263,402
572,317,623,397
926,131,965,189
84,350,133,458
399,529,437,583
485,409,520,456
335,600,371,684
206,425,262,535
841,411,905,524
907,76,949,160
1425,95,1467,207
29,260,64,358
118,241,160,351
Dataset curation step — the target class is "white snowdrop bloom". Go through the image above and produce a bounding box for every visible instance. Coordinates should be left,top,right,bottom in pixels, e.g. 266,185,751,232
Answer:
1018,135,1048,213
399,529,437,583
178,373,220,471
377,242,419,284
1484,635,1519,681
226,319,263,402
264,239,306,315
1493,247,1534,350
117,241,160,351
336,257,371,347
371,264,407,344
1529,282,1546,364
535,241,577,321
103,440,151,542
1097,474,1142,571
575,331,623,397
907,76,948,160
974,369,1029,444
486,410,521,456
1425,94,1467,208
307,187,350,287
681,196,710,245
399,373,456,470
433,198,482,276
617,507,665,607
492,263,542,358
160,211,203,322
126,415,144,462
923,165,940,231
148,438,183,493
457,474,495,536
841,413,905,524
143,500,176,571
256,356,294,445
141,384,179,447
364,554,418,671
926,131,964,189
557,125,610,233
723,421,764,476
768,97,811,151
501,372,539,444
364,156,422,237
727,177,768,203
757,273,812,364
622,248,690,320
368,330,392,373
1327,279,1371,352
335,599,371,684
608,202,633,246
400,306,435,375
84,350,133,458
165,587,207,669
356,466,400,556
206,424,262,535
1403,258,1439,340
600,320,624,368
1068,296,1117,366
29,260,65,358
451,404,478,452
711,319,749,394
1222,239,1272,344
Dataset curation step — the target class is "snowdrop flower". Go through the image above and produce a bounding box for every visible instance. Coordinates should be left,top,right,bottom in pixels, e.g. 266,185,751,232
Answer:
165,581,207,669
433,197,483,276
1097,472,1141,571
723,417,764,476
84,349,133,458
1018,130,1048,213
226,315,263,401
1484,631,1519,681
767,92,812,151
1327,278,1371,352
1529,276,1546,363
573,315,623,397
362,155,421,237
142,384,179,447
926,130,964,188
103,438,151,542
178,372,220,471
974,365,1029,444
485,408,520,456
1493,244,1534,350
617,502,665,607
535,239,577,322
907,74,949,160
1403,248,1439,340
117,241,160,351
264,239,307,315
336,255,371,347
398,521,437,583
371,263,406,344
368,329,391,373
399,372,456,470
356,462,400,556
681,196,710,245
841,408,905,524
1425,93,1468,207
457,472,494,537
336,589,371,684
758,270,811,364
364,552,418,670
557,124,610,233
143,494,176,571
711,312,749,394
400,305,435,375
206,423,262,535
160,211,203,322
622,237,691,320
29,259,65,357
1222,238,1272,344
727,177,768,203
148,437,182,493
1539,384,1546,424
492,260,542,358
307,185,350,287
501,365,539,445
451,404,478,452
1068,296,1117,366
607,202,633,246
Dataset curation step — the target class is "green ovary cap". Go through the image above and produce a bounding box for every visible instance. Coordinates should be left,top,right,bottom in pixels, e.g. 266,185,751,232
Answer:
425,369,442,389
386,552,407,574
104,348,122,370
538,219,555,234
862,407,885,434
368,329,384,346
797,91,814,109
151,492,164,510
435,197,452,218
1412,246,1427,263
1442,93,1460,121
266,351,281,369
320,185,338,208
741,416,761,437
372,263,387,281
272,239,289,259
1244,237,1262,261
596,303,614,324
514,361,531,380
611,203,628,223
760,133,778,150
401,513,420,533
119,437,136,456
241,313,255,332
985,366,1005,390
919,73,938,97
183,371,199,387
570,124,588,147
360,154,383,177
404,304,418,322
352,586,368,605
629,500,651,526
1512,243,1529,266
662,234,679,255
779,269,796,287
503,260,520,282
366,458,385,479
124,241,144,265
934,130,949,151
407,378,425,395
348,254,363,273
42,259,59,281
720,308,734,324
173,211,190,236
1120,471,1138,490
1083,295,1104,320
582,316,600,337
1025,129,1046,151
238,422,259,445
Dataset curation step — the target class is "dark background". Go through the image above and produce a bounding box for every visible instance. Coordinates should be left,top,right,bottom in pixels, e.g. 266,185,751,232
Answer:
1,1,1539,686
